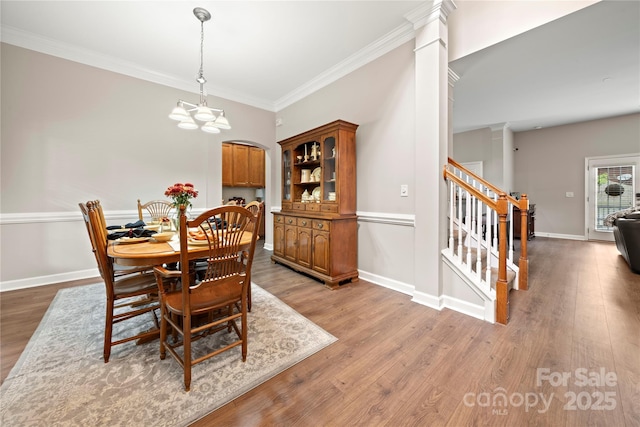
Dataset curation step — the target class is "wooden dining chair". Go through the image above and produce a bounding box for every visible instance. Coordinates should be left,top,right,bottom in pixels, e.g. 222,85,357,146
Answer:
79,200,162,362
137,199,174,222
240,201,263,311
153,204,260,391
244,201,261,232
89,200,153,277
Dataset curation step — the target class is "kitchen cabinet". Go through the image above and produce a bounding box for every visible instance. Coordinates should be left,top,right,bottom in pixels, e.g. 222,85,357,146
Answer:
222,143,265,188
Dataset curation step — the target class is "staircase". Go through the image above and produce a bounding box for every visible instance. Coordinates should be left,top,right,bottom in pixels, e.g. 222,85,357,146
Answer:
442,158,530,324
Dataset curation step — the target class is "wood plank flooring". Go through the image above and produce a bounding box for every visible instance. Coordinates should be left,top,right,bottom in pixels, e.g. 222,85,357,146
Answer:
1,238,639,426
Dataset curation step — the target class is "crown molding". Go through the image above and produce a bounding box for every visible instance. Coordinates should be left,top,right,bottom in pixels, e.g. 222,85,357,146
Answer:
405,0,457,29
274,21,416,111
490,123,509,132
2,2,432,116
1,26,276,112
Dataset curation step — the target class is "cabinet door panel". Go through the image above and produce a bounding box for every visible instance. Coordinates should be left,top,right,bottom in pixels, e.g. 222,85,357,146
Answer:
312,230,330,275
248,147,265,187
284,224,297,262
297,228,312,268
222,143,233,186
273,222,284,257
232,144,250,186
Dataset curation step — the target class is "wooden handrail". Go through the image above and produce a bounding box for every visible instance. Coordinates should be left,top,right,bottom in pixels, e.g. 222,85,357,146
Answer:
444,158,530,324
447,157,528,211
443,167,501,211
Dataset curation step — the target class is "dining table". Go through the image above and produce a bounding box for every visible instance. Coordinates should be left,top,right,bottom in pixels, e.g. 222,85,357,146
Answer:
107,231,254,267
107,230,255,344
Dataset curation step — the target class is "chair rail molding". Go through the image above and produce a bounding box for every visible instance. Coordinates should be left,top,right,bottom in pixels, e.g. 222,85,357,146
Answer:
356,211,415,227
0,208,209,225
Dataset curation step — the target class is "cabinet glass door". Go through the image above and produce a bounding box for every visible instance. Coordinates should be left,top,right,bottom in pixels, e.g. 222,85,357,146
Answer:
322,134,336,202
283,149,291,201
294,142,321,203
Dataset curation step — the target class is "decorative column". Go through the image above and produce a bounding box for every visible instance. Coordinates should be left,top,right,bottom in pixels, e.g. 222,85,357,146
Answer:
408,0,456,307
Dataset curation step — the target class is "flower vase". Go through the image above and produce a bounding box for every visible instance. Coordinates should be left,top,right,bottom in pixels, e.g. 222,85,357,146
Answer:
172,214,180,234
172,205,192,233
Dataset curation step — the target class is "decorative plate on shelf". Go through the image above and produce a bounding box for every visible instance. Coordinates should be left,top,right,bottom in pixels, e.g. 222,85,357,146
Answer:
312,186,321,201
311,167,321,182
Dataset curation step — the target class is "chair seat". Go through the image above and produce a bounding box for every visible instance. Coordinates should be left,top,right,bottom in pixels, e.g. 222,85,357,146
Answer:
113,272,158,297
164,276,243,316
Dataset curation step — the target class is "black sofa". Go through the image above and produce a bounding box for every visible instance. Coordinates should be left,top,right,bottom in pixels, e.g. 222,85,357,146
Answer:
612,211,640,273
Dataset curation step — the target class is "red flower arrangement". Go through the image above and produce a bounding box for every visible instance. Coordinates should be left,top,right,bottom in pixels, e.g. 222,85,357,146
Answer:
164,182,198,209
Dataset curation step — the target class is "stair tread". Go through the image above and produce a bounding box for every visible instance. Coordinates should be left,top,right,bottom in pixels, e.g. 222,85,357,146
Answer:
488,267,516,291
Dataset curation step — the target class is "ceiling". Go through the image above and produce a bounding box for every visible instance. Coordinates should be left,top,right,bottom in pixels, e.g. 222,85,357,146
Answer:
450,0,640,132
1,1,638,133
0,1,422,111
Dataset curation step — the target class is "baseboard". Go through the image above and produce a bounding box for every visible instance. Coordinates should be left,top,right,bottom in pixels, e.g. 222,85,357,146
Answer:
411,290,443,311
440,295,487,322
533,232,586,241
357,269,414,296
0,268,99,292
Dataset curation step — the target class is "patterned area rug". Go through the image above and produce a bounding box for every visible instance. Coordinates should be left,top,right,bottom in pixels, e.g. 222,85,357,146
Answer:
0,283,336,426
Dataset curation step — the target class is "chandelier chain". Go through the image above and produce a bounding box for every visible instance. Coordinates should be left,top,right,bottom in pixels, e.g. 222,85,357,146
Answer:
168,7,230,133
198,20,205,83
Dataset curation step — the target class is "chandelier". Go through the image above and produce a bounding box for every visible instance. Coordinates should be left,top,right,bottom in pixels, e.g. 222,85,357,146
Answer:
169,7,231,134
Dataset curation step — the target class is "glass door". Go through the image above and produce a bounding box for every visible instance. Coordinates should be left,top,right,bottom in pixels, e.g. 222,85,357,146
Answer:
587,155,638,241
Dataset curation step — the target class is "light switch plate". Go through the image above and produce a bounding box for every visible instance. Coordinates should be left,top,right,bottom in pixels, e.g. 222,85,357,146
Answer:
566,192,574,198
400,185,409,197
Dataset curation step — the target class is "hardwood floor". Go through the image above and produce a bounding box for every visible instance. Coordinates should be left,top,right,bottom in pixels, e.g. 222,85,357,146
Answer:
2,238,639,426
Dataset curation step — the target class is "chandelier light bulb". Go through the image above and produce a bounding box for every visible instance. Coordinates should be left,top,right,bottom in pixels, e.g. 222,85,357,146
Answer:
177,117,198,130
201,122,221,134
194,106,215,122
212,113,231,130
169,105,189,121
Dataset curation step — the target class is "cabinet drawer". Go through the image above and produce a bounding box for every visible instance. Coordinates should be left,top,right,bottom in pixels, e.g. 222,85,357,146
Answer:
297,218,312,228
282,202,292,211
313,220,330,231
284,216,296,226
320,204,338,213
293,202,306,211
306,203,320,212
274,214,284,224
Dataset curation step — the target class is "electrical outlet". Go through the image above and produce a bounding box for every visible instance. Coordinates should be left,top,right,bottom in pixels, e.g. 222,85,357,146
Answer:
400,185,409,197
566,192,574,198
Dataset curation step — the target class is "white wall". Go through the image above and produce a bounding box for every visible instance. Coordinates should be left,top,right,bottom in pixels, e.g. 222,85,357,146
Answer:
276,41,417,287
454,115,640,238
452,127,503,184
514,113,640,238
0,43,275,288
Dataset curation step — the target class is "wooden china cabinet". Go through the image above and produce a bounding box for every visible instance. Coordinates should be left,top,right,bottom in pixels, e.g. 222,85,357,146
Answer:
272,120,358,289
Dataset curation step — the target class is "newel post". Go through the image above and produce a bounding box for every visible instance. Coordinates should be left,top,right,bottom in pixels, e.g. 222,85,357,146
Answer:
496,194,509,325
518,194,529,291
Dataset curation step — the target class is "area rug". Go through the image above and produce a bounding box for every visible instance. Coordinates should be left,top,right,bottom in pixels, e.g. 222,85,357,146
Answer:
0,283,336,426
